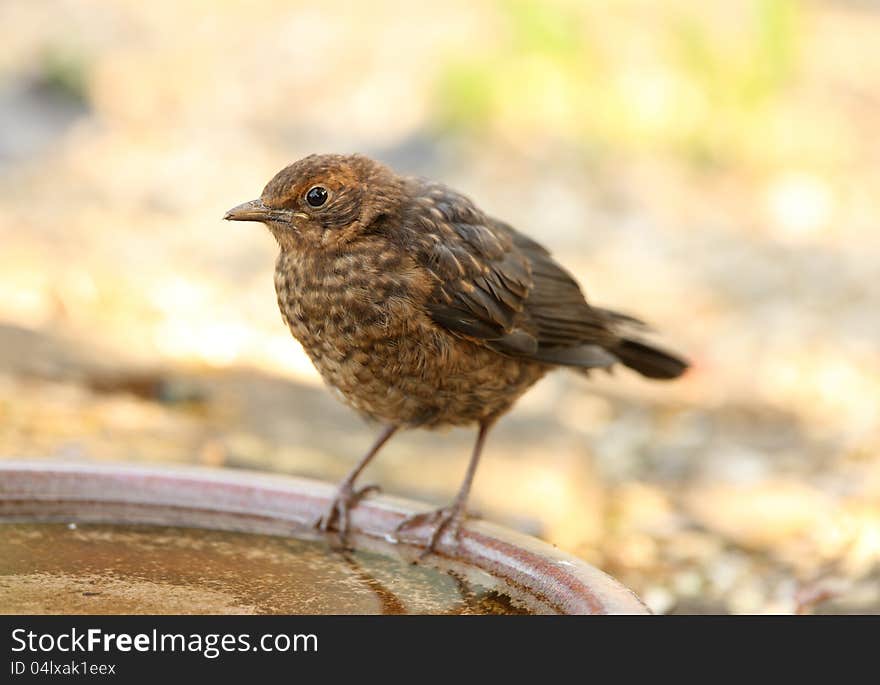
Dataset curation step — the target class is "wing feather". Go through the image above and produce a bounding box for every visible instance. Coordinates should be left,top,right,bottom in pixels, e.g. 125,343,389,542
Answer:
400,180,618,368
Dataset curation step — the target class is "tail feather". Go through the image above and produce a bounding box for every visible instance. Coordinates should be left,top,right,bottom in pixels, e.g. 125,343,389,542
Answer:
613,338,689,380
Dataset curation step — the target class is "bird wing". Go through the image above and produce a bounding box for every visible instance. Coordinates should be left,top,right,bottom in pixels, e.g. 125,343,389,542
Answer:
402,181,618,368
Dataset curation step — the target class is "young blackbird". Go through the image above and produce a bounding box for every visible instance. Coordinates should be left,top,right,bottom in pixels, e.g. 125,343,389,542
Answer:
225,153,687,553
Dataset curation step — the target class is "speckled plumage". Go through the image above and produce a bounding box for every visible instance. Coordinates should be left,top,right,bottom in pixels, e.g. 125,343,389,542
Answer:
273,226,547,428
226,153,687,552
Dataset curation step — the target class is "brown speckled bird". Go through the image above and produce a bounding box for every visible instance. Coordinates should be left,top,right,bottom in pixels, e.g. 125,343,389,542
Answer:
225,153,687,553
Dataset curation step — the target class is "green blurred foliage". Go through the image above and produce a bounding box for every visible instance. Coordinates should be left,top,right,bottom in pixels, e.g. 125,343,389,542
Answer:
434,0,801,168
36,45,90,104
672,0,800,165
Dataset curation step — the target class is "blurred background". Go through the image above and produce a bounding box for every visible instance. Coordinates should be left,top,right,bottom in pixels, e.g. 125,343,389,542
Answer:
1,0,878,614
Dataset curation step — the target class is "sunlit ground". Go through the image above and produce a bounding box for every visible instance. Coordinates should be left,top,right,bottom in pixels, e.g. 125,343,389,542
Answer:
1,0,878,614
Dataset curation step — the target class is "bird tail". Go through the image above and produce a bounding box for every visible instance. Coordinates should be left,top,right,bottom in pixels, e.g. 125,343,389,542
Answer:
612,338,688,380
593,307,689,380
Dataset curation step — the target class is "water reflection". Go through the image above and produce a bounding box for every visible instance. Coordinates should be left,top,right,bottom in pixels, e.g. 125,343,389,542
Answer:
0,523,531,615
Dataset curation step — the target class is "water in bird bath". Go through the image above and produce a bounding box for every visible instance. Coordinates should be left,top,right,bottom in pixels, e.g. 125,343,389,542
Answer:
0,523,532,614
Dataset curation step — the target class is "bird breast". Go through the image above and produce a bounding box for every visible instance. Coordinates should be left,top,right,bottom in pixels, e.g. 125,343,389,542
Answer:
272,242,545,427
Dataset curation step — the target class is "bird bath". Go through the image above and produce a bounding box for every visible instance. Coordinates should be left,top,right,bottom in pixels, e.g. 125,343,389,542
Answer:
0,460,648,614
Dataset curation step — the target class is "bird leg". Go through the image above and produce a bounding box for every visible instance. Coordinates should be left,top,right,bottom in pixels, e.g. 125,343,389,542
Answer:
316,424,398,543
395,419,494,557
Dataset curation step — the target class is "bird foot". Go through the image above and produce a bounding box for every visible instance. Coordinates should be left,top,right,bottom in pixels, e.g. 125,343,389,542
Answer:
314,482,380,545
394,503,466,558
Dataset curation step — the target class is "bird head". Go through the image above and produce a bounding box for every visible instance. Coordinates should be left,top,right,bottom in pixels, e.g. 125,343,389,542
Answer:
224,153,403,250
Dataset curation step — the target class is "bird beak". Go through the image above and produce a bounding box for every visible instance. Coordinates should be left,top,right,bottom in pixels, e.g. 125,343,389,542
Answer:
224,199,271,222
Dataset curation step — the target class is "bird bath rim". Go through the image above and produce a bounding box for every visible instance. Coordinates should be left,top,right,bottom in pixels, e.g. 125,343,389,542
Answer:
0,459,648,615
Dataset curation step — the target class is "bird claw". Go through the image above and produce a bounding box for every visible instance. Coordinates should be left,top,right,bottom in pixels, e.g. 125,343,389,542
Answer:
394,504,466,559
314,482,381,545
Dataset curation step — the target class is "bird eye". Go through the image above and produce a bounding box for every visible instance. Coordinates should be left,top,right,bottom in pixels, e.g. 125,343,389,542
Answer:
305,186,328,207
